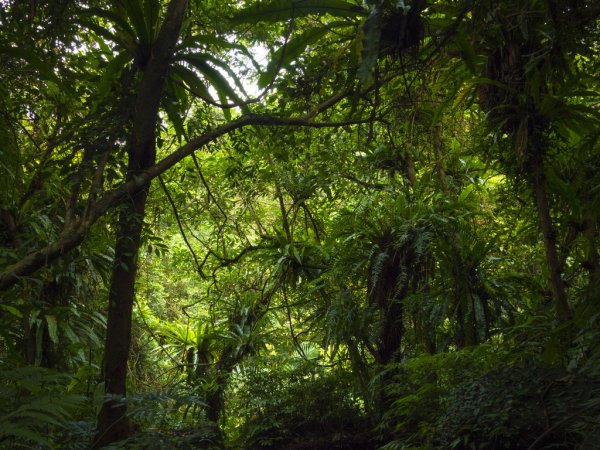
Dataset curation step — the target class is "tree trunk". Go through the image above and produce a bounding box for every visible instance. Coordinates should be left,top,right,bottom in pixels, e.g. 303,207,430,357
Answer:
367,230,405,427
93,1,188,447
404,151,417,187
455,303,473,347
530,161,571,323
379,300,404,364
94,187,149,446
205,376,227,424
583,212,600,291
432,123,447,192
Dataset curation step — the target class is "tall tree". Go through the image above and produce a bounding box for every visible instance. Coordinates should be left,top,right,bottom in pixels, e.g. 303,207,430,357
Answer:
93,0,189,446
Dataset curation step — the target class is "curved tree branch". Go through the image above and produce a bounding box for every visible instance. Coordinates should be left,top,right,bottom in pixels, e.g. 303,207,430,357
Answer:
0,89,366,291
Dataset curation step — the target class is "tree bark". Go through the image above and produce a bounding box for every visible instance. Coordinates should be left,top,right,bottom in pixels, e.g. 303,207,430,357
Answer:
93,188,149,446
583,212,600,290
432,123,448,192
93,1,189,447
530,161,571,323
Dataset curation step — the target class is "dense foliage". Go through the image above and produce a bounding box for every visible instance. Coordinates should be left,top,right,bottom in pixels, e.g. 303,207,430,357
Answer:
1,0,599,448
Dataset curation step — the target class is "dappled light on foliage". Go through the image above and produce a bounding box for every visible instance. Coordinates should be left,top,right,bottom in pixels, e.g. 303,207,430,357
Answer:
1,0,599,448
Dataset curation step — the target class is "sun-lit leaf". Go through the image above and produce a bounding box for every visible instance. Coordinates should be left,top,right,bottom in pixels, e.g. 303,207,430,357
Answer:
45,315,59,345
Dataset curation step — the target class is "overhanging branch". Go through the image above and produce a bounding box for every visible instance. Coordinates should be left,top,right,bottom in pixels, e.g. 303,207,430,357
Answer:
0,96,366,291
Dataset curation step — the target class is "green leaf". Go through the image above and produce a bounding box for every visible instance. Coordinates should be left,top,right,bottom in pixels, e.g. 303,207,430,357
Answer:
163,80,187,140
45,315,59,345
67,365,98,392
203,53,250,99
0,46,60,84
0,304,22,318
114,0,152,44
79,7,137,38
181,54,243,107
0,423,49,445
258,26,331,88
458,184,474,203
143,0,161,41
231,0,365,24
178,35,257,67
29,309,40,327
95,51,132,103
357,5,382,83
79,19,138,55
172,64,212,100
454,32,478,75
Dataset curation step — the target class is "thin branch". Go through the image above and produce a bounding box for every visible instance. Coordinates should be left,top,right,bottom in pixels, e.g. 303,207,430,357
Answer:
342,174,386,190
526,400,600,450
82,151,111,223
190,152,228,221
213,244,268,268
301,203,322,242
283,284,306,359
158,174,206,279
134,297,180,367
272,163,292,243
0,90,368,290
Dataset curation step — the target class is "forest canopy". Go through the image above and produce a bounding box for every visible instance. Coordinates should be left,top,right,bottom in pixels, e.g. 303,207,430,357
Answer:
0,0,599,448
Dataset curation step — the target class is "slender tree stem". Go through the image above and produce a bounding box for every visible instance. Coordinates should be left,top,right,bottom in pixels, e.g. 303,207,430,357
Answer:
93,0,189,446
531,161,571,323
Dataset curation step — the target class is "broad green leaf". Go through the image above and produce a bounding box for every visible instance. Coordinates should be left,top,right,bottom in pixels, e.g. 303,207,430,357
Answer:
357,5,382,83
181,54,243,108
95,51,133,103
143,0,161,41
458,184,474,203
0,304,22,318
79,20,138,55
113,0,152,44
0,423,49,445
172,64,213,101
178,35,257,68
67,365,99,392
0,47,60,84
29,310,40,327
202,53,250,98
454,32,478,75
14,410,65,427
62,324,78,346
163,80,187,140
45,315,59,345
258,26,330,88
78,7,137,40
